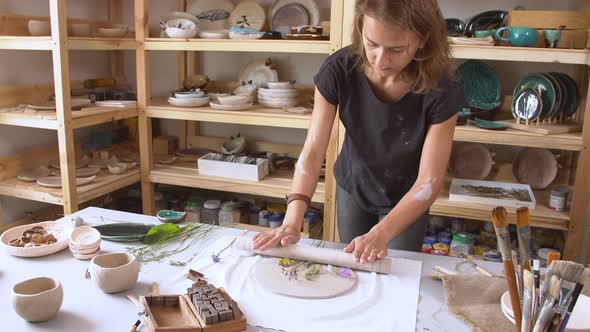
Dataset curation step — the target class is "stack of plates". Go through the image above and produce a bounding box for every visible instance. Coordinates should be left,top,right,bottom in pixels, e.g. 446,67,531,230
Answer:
69,226,101,260
168,90,210,107
258,82,299,108
512,72,579,123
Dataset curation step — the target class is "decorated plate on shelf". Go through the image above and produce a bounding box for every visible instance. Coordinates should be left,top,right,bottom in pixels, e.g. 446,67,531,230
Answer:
270,0,320,33
512,148,558,190
36,175,96,188
271,3,309,36
209,102,253,111
27,98,93,111
543,73,564,119
238,59,279,88
229,0,266,32
187,0,234,30
513,74,556,121
512,87,543,122
550,72,579,120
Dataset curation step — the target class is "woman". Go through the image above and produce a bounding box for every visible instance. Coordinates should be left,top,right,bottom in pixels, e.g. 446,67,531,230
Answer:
253,0,464,263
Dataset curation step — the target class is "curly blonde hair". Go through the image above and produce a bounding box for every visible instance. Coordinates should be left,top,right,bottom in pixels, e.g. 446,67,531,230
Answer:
352,0,452,93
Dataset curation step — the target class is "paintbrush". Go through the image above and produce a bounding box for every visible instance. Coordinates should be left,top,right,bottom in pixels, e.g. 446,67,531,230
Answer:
491,207,522,332
129,320,141,332
522,269,534,332
547,262,585,332
513,250,523,300
532,275,561,332
556,283,584,332
532,259,541,323
516,207,532,273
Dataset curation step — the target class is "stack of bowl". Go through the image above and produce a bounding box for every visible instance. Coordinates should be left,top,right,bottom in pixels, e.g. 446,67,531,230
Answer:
258,81,299,108
69,226,101,260
210,95,253,111
168,89,210,107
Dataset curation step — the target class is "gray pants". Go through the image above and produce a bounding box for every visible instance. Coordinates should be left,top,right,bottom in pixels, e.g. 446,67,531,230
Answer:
336,185,428,252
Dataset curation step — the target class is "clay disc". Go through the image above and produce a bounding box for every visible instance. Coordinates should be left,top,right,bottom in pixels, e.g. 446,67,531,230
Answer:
252,258,357,299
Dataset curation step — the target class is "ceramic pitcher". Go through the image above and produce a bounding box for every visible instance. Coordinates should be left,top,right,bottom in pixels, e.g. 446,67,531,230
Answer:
494,27,538,47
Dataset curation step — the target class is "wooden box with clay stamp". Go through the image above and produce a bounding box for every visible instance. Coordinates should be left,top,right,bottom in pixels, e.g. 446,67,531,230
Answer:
139,282,246,332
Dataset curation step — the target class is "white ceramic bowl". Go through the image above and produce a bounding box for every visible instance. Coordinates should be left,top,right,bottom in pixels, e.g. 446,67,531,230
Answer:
267,81,295,89
89,252,140,293
70,225,101,249
217,95,250,105
198,30,229,39
97,25,128,38
107,162,128,175
174,91,206,99
28,20,51,36
70,23,91,37
165,18,198,38
12,277,63,322
168,96,210,107
70,243,100,255
207,93,231,103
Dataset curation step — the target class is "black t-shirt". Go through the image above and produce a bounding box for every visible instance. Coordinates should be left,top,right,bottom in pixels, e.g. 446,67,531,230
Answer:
313,46,464,215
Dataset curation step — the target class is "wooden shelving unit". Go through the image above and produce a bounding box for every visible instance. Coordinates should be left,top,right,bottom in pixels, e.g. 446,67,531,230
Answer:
144,38,333,54
0,2,140,221
451,44,590,65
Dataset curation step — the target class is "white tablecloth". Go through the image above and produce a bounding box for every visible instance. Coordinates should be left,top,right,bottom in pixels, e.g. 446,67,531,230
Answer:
1,207,502,331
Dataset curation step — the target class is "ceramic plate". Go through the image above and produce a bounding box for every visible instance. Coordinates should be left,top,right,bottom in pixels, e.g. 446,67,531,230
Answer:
89,158,117,169
512,148,558,190
270,0,320,33
445,18,465,36
168,96,210,107
50,155,90,169
95,100,137,107
449,142,493,180
17,166,52,182
512,87,543,122
210,102,253,111
448,36,495,46
228,31,264,39
0,221,70,257
258,88,298,97
229,0,265,31
27,98,92,111
259,100,298,108
464,10,507,37
258,96,297,103
502,291,590,331
198,29,229,39
51,167,101,177
252,258,357,299
36,175,96,188
514,74,556,120
543,73,564,119
458,60,501,111
238,59,279,88
271,3,309,36
551,72,579,119
188,0,235,30
285,33,328,40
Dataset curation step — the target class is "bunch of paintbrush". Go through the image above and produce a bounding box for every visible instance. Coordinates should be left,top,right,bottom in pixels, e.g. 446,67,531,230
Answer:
491,207,586,332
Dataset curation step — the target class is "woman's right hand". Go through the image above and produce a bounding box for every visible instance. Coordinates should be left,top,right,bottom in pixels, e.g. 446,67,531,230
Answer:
252,222,302,251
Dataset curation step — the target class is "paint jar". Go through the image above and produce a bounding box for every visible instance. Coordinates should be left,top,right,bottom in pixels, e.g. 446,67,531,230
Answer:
303,210,321,227
483,249,502,262
549,187,569,211
219,201,240,227
235,200,250,224
450,232,474,257
437,232,453,245
200,200,221,225
184,199,203,223
432,243,449,255
249,202,265,225
451,218,466,234
258,210,270,227
268,213,284,229
423,233,437,246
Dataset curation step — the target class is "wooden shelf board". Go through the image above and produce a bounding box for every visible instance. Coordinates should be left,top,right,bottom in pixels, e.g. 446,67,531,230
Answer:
0,169,140,205
0,106,137,130
454,124,584,151
431,185,569,230
451,44,590,65
149,163,324,203
0,36,53,50
67,37,138,50
144,38,332,54
146,101,311,129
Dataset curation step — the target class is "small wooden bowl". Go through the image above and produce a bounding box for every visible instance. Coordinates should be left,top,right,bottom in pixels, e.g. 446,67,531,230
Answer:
512,148,558,189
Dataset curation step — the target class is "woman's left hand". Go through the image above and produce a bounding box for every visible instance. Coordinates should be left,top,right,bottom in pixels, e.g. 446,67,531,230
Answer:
343,228,389,263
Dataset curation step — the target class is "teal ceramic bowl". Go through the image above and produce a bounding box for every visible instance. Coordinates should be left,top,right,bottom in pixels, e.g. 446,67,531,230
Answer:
474,30,492,38
157,210,187,223
457,60,501,116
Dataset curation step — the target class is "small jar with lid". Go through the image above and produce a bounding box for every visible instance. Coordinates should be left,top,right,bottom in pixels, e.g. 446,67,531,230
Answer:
200,200,221,225
250,203,265,225
184,199,203,223
450,232,474,257
258,210,270,227
234,200,250,224
219,201,240,227
549,187,569,212
268,212,284,229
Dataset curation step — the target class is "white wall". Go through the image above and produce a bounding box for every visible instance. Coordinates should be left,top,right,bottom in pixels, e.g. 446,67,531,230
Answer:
0,0,116,222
